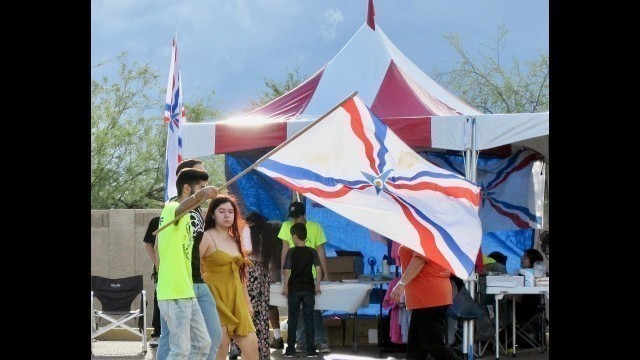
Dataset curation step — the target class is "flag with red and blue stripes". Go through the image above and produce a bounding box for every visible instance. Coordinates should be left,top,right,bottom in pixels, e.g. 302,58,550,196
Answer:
256,95,482,279
426,149,545,233
164,36,186,201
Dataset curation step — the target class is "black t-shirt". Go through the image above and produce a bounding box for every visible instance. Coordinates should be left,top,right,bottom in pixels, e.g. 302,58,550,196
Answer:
190,208,205,283
168,197,206,284
143,217,160,277
143,216,160,246
283,246,320,293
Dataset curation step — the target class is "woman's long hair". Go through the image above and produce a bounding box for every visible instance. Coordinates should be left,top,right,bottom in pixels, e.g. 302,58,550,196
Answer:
245,212,275,269
204,194,248,283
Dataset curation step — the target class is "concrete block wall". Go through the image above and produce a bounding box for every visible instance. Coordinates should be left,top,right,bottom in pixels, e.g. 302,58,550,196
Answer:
91,209,162,330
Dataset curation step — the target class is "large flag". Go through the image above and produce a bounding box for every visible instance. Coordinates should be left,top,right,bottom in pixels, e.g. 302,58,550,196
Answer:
163,36,186,201
255,95,482,279
426,149,545,233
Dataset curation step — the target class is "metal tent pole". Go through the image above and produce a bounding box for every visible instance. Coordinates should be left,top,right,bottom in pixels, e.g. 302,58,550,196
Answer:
462,116,479,358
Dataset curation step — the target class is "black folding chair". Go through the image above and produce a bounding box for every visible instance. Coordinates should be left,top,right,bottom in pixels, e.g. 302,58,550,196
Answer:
515,294,547,352
473,275,511,357
91,275,147,354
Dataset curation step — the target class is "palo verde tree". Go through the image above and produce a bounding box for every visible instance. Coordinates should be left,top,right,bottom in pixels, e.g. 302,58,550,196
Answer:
434,26,549,217
246,67,305,111
91,53,166,209
91,53,226,209
434,25,549,114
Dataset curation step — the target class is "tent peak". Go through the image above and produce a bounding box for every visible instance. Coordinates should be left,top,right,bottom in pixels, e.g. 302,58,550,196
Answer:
367,0,375,30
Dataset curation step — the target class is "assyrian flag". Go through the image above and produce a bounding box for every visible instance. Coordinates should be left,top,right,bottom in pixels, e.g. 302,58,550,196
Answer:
164,36,186,201
255,95,482,279
426,149,545,233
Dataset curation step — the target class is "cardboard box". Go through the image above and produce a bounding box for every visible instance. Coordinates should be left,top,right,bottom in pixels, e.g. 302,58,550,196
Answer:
323,317,342,327
343,318,378,347
327,325,344,347
327,255,364,280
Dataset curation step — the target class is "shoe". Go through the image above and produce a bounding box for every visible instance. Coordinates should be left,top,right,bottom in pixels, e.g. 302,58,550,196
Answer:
270,337,284,349
318,343,331,353
149,337,159,348
284,348,297,358
306,351,320,358
295,344,305,353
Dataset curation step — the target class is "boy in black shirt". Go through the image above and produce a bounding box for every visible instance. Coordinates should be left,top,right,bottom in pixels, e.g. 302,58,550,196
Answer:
282,223,322,358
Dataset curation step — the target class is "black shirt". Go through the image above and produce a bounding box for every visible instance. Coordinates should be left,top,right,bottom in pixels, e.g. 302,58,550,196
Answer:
142,217,160,278
167,196,205,284
190,208,205,284
142,217,160,246
283,246,320,293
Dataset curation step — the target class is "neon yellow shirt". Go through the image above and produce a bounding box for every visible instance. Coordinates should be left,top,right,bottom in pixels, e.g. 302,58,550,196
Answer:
482,255,496,265
278,220,326,278
156,201,195,300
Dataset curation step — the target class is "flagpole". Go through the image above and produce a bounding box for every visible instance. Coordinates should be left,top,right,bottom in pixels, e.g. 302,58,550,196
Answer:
153,91,359,236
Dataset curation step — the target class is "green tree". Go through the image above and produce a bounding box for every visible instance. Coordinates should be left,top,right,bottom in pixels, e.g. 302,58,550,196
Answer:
246,67,306,111
91,53,226,209
434,25,549,114
91,53,166,209
434,26,549,218
185,91,224,123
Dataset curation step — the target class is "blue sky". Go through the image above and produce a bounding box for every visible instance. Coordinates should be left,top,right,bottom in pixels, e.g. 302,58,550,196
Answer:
91,0,548,117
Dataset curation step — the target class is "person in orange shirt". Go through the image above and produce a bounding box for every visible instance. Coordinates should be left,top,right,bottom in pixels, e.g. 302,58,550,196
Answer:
389,245,459,360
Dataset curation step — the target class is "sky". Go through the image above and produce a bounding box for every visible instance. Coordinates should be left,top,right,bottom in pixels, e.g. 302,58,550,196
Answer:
91,0,549,119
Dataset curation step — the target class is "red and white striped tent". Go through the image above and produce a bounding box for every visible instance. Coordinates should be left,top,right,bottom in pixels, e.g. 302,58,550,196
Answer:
182,4,548,159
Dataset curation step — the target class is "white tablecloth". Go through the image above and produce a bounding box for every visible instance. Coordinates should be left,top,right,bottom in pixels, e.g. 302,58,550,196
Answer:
270,282,374,313
485,285,549,298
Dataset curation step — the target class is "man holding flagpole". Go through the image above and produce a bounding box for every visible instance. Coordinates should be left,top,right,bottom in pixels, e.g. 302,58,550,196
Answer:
156,35,223,360
156,159,224,360
156,168,218,360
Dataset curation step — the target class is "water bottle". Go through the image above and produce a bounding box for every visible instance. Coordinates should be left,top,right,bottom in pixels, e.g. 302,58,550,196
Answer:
382,259,390,276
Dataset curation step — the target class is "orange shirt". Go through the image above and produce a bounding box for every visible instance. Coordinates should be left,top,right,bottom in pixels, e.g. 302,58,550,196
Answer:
398,245,453,310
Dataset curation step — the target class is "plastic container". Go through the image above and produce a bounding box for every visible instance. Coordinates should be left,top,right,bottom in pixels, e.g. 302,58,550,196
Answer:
382,259,390,276
519,268,534,287
533,261,546,278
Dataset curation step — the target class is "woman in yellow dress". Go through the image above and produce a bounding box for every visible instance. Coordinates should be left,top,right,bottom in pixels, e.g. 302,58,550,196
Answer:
200,195,259,360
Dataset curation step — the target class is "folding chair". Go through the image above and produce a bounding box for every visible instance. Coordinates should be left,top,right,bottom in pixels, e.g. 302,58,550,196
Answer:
515,294,547,352
91,275,147,354
474,275,511,357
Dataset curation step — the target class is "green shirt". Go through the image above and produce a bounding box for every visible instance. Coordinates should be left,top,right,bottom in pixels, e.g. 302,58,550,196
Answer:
278,220,327,278
156,201,195,300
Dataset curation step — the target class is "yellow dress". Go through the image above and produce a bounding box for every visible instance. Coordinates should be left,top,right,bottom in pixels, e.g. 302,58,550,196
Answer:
202,250,256,336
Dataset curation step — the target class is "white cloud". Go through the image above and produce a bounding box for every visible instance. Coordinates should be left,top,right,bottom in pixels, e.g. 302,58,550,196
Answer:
320,8,344,41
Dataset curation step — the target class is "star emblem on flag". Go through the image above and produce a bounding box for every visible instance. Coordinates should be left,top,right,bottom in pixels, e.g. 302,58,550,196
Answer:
361,169,393,195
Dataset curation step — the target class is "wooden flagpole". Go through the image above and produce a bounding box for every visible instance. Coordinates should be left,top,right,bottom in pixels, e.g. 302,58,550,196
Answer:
153,91,359,236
